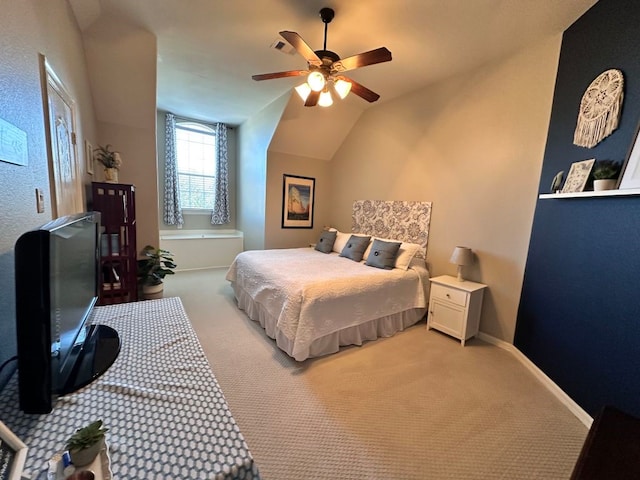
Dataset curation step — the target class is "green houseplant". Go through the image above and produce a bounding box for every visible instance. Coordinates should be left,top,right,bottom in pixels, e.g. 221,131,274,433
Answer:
65,420,108,466
137,245,177,299
592,160,621,191
93,144,122,183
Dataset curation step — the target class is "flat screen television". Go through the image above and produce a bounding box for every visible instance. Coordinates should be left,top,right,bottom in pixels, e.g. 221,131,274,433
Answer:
14,211,120,414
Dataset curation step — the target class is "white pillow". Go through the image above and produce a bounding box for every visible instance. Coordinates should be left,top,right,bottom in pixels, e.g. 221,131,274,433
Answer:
362,237,423,270
395,242,423,270
332,231,350,253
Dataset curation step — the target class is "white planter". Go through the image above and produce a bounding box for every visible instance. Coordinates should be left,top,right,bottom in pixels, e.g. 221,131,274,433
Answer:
593,179,617,191
142,282,164,300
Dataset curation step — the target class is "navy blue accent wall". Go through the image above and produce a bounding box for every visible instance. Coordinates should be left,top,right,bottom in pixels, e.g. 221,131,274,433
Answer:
515,0,640,418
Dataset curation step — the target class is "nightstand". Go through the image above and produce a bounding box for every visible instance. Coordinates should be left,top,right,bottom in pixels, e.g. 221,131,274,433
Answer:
427,275,487,346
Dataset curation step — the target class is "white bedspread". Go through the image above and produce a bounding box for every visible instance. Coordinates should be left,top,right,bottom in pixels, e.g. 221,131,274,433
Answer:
226,248,429,360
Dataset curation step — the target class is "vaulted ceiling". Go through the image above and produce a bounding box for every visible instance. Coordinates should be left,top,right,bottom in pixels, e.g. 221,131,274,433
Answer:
70,0,597,127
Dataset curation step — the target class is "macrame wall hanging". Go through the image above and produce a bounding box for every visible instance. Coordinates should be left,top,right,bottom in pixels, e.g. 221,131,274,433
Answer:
573,69,624,148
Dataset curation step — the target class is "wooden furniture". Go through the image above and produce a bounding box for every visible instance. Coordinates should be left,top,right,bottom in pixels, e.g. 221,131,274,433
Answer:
91,182,137,304
427,275,487,346
571,406,640,479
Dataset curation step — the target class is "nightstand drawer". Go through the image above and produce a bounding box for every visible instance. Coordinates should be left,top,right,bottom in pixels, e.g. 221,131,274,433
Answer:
430,283,467,307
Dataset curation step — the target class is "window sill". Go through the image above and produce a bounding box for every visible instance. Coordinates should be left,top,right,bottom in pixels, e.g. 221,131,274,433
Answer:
539,188,640,199
182,209,212,215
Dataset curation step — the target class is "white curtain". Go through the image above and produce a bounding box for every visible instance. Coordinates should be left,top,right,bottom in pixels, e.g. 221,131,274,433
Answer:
163,112,184,226
211,123,230,225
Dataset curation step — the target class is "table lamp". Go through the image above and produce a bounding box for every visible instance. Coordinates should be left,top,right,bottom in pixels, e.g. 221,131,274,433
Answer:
450,246,473,281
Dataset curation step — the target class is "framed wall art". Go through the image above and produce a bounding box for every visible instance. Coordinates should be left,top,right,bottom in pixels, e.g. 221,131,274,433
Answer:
84,139,94,175
0,421,28,480
282,174,315,228
561,158,595,193
618,121,640,189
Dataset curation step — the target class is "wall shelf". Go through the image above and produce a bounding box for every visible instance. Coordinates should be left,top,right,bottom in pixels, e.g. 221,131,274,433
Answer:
539,188,640,199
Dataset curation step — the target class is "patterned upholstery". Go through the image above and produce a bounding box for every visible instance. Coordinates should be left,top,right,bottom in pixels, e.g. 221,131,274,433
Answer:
0,298,260,479
351,200,432,250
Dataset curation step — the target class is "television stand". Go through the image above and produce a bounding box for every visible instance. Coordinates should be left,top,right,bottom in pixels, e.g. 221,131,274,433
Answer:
61,324,120,395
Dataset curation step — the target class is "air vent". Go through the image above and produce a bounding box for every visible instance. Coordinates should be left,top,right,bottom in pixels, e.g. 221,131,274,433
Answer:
270,39,295,55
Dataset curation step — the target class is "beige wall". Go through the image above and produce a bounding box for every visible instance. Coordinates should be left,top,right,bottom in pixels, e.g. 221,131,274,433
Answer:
0,0,99,378
237,94,288,251
265,151,332,249
329,36,562,343
83,14,159,251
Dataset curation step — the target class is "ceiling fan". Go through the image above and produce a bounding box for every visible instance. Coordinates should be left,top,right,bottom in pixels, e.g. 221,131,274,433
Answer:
252,7,392,107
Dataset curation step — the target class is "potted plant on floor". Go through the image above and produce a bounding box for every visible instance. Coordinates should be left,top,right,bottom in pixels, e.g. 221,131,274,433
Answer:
138,245,177,300
65,420,108,467
592,160,621,191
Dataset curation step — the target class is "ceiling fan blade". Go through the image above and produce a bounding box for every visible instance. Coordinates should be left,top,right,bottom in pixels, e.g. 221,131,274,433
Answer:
252,70,309,81
332,47,392,73
279,31,322,66
304,90,320,107
337,76,380,103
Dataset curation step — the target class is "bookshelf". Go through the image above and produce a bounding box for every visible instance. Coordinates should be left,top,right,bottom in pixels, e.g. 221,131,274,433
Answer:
92,182,138,304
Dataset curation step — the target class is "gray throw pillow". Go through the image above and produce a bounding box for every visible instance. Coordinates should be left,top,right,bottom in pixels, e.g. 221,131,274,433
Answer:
339,235,371,262
365,239,402,269
315,230,337,253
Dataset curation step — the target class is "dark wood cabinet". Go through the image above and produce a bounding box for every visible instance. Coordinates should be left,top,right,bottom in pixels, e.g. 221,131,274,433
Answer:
92,182,138,304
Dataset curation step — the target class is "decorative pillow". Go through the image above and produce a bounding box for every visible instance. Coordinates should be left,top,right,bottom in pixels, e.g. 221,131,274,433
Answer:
314,230,337,253
339,235,371,262
362,237,423,270
394,242,423,270
332,231,350,253
333,231,369,254
365,239,402,269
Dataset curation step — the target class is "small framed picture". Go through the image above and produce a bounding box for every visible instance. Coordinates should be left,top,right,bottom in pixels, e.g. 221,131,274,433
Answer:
282,174,315,228
0,420,28,480
84,139,94,175
561,158,595,193
618,121,640,189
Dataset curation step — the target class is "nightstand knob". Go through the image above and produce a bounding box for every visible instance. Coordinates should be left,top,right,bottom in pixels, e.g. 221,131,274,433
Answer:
446,293,451,298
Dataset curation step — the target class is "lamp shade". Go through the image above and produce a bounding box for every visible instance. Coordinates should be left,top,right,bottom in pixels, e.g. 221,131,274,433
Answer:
307,71,326,92
450,246,473,281
333,78,352,99
450,246,473,266
295,83,311,102
318,90,333,107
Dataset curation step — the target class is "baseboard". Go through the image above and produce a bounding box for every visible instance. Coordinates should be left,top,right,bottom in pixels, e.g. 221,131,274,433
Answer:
477,332,593,428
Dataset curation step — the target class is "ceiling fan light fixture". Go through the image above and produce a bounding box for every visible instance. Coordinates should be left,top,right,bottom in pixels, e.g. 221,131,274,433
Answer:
318,89,333,107
333,78,352,99
295,82,311,101
307,71,326,92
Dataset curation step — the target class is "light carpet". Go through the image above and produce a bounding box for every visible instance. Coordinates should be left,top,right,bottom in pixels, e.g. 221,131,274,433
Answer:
164,268,588,480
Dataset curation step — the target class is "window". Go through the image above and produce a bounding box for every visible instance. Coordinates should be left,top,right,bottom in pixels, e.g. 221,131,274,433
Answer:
175,121,217,210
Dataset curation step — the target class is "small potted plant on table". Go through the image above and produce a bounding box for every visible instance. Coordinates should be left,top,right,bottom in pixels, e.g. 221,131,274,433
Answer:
592,160,621,191
137,245,177,300
65,420,108,467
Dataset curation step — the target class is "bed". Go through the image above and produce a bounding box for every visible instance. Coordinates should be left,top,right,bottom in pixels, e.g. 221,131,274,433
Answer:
226,200,432,361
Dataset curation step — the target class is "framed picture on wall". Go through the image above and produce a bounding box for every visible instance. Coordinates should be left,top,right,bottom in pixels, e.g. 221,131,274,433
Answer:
282,174,315,228
561,158,595,193
618,121,640,189
84,139,94,175
0,420,28,480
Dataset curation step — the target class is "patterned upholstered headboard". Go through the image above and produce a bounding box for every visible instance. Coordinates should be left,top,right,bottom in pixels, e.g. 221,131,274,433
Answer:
351,200,432,251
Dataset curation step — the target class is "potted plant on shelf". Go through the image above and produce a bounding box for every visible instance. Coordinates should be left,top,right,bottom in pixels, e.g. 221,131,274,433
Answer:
137,245,177,300
94,144,122,183
65,420,108,467
592,160,621,191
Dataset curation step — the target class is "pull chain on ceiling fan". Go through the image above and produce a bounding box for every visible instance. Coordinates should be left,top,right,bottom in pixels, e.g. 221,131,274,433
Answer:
252,7,392,107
